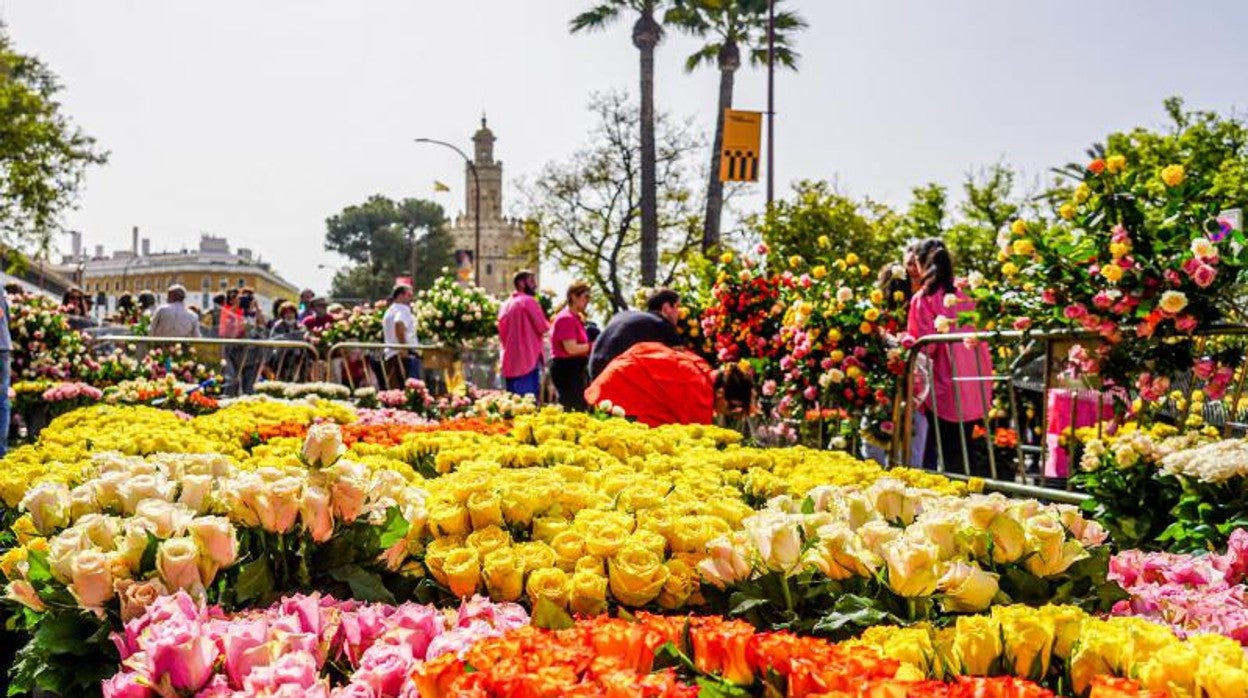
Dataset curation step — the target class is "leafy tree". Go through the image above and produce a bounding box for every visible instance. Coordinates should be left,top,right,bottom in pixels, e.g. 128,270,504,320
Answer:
521,92,705,313
667,0,806,253
900,165,1025,277
0,26,107,247
571,0,670,287
749,180,905,272
323,195,453,301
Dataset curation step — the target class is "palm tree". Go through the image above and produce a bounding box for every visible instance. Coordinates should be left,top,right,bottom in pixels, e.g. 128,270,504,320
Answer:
667,0,805,253
571,2,666,288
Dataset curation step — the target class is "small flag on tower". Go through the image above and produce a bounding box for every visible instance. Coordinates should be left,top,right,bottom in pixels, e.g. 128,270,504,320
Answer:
433,181,451,192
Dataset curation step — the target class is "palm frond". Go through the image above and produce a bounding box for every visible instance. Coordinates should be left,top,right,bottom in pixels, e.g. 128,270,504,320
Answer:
684,42,723,72
570,2,627,33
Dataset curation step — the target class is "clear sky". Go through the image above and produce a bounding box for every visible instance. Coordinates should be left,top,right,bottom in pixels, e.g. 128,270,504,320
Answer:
3,0,1246,294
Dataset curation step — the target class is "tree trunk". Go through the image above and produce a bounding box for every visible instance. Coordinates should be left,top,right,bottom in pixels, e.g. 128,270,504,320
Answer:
634,12,661,288
703,42,738,254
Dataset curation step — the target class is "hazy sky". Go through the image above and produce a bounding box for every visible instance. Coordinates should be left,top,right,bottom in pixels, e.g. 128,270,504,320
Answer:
3,1,1246,294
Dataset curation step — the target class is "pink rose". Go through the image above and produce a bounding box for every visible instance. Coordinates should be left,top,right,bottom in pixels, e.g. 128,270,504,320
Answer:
1064,304,1088,320
802,385,818,401
243,651,322,694
149,625,218,692
1193,264,1217,288
761,380,777,397
1175,315,1199,333
1092,292,1114,310
352,643,415,697
102,671,150,698
1012,317,1032,331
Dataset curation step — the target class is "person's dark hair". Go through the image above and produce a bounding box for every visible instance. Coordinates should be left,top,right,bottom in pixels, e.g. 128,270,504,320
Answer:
513,270,535,289
645,288,681,313
138,291,157,309
118,293,135,311
3,283,21,295
166,285,187,303
391,284,412,300
714,363,756,414
271,298,285,318
917,238,956,295
876,264,912,311
211,293,225,306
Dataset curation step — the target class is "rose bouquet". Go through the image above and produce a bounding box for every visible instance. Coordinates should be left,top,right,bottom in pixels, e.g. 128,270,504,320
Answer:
414,274,498,348
308,302,386,348
254,381,353,401
103,591,528,697
699,248,793,367
7,292,93,381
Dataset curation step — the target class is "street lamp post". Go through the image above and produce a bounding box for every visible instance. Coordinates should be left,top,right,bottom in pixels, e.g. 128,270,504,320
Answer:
414,137,480,287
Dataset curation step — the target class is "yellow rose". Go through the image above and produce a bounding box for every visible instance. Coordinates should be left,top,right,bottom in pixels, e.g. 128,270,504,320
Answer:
423,536,464,586
549,530,586,571
1202,663,1248,698
1001,262,1020,277
669,515,730,555
955,615,1002,675
1073,183,1091,204
465,525,512,556
788,255,803,269
500,488,544,527
1069,622,1123,695
845,252,859,265
1138,643,1199,696
870,289,885,305
864,308,881,322
1040,605,1086,660
883,540,940,598
482,546,524,602
1109,241,1130,259
526,567,570,610
1059,203,1076,221
531,516,569,542
1023,517,1087,577
1011,239,1035,256
1159,290,1188,315
657,558,698,610
996,609,1055,681
1101,263,1124,283
812,265,828,280
575,555,604,575
817,235,830,248
1161,164,1186,188
1106,155,1126,174
720,252,734,265
513,541,557,575
428,502,471,538
584,521,630,558
569,570,609,616
467,491,504,530
608,544,669,607
1010,220,1027,236
442,547,480,598
628,529,668,557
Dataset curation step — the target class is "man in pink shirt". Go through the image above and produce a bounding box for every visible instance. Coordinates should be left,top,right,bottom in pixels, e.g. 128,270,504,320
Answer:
497,270,549,397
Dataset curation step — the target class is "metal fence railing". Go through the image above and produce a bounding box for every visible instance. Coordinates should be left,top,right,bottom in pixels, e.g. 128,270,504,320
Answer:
891,325,1248,500
92,335,321,396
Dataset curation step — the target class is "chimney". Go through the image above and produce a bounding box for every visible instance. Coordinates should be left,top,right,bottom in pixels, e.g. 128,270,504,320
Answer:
132,226,139,255
94,244,104,259
70,231,82,258
141,238,151,256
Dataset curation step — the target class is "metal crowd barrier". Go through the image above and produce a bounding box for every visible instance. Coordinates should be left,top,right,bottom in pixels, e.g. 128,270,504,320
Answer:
323,341,442,391
92,335,320,396
890,325,1248,500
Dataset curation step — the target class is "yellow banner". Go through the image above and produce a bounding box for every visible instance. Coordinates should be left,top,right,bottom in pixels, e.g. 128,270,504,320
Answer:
719,109,762,183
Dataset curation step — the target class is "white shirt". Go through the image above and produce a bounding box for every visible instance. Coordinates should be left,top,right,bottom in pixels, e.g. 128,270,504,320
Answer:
149,301,201,338
382,302,419,359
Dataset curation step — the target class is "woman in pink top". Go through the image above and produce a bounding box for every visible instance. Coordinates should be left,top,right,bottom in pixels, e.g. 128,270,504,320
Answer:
906,240,995,477
549,282,593,411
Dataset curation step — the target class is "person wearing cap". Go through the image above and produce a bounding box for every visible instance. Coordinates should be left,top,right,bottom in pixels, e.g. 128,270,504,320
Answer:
149,284,201,338
301,297,334,334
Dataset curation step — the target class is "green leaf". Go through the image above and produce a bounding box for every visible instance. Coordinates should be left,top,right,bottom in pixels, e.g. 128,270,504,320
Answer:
329,565,397,605
531,597,574,631
235,557,275,604
800,496,815,515
377,506,410,549
729,595,772,617
24,549,51,585
811,594,896,635
696,677,753,698
139,531,160,574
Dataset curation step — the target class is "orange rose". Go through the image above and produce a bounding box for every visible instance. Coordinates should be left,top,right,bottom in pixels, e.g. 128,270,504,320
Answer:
1088,159,1106,175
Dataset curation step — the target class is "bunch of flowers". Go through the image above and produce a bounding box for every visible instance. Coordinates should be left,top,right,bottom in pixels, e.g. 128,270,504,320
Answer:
1109,529,1248,643
980,155,1248,397
699,247,794,365
416,611,1066,697
41,381,103,409
414,274,498,348
7,292,94,380
698,480,1115,634
307,301,386,347
854,603,1248,698
103,592,528,697
103,376,221,415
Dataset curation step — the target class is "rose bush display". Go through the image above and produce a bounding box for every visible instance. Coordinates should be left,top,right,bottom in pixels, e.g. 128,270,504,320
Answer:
414,274,498,348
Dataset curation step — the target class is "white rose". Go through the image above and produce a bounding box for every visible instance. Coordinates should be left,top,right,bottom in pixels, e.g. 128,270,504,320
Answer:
89,470,129,511
157,537,203,593
938,560,999,612
69,485,100,522
870,479,920,525
301,423,346,469
744,514,802,575
836,287,853,303
807,523,876,580
912,511,962,559
328,461,370,523
857,520,902,555
76,514,121,551
69,549,115,613
883,539,941,598
134,500,195,539
300,485,335,543
1023,515,1088,577
47,529,91,583
21,482,72,534
118,473,176,513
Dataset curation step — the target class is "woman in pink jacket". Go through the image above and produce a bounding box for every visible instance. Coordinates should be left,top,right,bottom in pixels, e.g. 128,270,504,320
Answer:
906,240,995,478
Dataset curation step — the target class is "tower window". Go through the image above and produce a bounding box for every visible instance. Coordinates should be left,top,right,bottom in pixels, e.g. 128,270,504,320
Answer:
486,263,493,276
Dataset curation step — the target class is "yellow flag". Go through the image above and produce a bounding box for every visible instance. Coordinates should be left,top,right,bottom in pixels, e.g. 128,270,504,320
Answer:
433,181,451,192
719,109,762,183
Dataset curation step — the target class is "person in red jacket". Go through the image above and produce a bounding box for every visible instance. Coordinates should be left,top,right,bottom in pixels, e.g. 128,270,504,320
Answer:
584,342,754,428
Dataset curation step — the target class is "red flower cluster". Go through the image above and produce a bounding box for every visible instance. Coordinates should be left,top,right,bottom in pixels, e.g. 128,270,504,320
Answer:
413,613,1068,698
255,417,511,447
700,262,794,364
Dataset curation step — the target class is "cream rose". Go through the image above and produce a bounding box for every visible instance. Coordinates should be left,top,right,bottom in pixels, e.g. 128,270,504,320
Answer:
157,536,203,593
937,560,999,612
1024,516,1088,577
883,539,940,598
300,485,335,543
177,474,214,513
302,422,347,468
21,482,71,535
188,516,238,567
114,578,168,622
135,500,194,539
698,534,751,588
5,580,45,612
69,549,115,612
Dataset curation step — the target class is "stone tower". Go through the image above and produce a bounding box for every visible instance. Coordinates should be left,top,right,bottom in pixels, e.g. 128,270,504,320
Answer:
448,117,532,297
